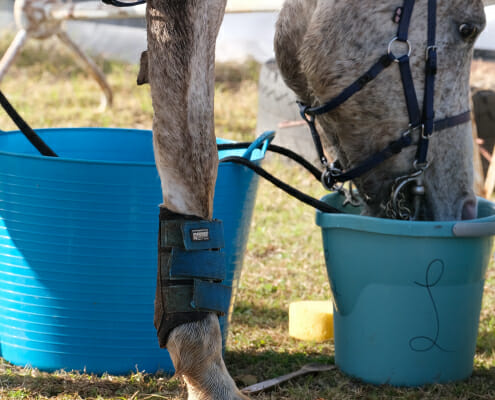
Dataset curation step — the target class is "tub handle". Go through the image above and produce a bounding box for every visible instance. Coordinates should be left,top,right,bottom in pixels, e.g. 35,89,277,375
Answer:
452,220,495,237
242,131,275,159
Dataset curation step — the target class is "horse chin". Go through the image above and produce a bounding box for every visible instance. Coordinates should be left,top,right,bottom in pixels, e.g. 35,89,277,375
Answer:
358,180,435,221
359,187,477,222
359,195,391,219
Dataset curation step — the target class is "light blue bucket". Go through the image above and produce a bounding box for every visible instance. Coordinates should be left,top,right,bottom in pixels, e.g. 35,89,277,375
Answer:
0,127,269,375
316,192,495,386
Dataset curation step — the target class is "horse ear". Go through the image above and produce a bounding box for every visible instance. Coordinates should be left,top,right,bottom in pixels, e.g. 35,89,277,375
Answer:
137,50,149,86
274,0,317,104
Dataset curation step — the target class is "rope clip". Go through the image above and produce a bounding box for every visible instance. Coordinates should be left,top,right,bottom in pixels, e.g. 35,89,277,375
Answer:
321,162,344,191
297,102,314,124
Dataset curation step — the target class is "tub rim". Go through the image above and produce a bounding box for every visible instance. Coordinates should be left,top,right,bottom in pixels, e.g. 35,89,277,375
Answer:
316,192,495,238
0,127,265,167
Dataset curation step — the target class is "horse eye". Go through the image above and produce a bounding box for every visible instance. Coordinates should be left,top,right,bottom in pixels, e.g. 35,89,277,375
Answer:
458,23,479,41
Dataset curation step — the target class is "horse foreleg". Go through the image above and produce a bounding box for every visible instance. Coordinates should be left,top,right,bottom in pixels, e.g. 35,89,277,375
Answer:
145,1,247,398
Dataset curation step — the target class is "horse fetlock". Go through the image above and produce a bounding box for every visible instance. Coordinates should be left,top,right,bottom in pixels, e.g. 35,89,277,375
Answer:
168,315,249,400
167,314,223,375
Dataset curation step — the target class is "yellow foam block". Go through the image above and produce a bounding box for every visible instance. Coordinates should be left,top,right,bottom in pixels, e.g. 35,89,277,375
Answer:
289,300,334,342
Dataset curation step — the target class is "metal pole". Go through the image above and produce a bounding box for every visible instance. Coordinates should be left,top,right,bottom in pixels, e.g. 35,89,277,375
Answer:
0,29,27,84
57,30,113,110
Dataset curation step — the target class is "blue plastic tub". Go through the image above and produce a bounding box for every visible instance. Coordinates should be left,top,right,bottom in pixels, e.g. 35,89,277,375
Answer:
316,192,495,386
0,127,268,375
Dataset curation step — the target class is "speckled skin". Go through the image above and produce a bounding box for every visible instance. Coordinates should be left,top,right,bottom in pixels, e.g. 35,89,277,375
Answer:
145,1,487,399
146,0,225,220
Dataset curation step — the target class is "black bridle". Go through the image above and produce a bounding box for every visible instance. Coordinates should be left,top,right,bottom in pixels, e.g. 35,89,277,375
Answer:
298,0,472,219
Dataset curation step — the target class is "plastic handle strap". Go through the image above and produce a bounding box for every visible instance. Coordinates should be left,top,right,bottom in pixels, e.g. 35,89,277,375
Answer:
242,130,275,159
452,221,495,237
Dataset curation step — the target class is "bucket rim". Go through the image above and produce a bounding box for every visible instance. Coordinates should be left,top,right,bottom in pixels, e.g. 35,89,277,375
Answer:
316,192,495,238
0,127,264,166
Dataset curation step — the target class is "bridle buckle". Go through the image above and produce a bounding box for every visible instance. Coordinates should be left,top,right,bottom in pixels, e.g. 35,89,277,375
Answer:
426,45,437,60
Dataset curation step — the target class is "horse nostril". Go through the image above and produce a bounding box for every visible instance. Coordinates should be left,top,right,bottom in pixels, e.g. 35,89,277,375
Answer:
461,198,478,220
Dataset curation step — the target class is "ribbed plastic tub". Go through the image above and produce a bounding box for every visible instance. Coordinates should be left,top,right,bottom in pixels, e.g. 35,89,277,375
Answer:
316,192,495,386
0,127,267,375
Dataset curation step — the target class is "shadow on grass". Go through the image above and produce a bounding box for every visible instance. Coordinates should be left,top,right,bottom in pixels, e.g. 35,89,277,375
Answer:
225,348,335,386
0,365,180,399
225,348,495,398
2,352,494,400
476,324,495,382
232,300,288,329
0,372,122,398
478,326,495,353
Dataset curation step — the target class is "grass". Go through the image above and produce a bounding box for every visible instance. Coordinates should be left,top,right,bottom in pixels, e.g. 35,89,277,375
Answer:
0,34,494,399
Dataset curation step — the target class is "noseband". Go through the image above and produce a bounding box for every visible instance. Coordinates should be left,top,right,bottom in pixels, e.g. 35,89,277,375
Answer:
298,0,472,220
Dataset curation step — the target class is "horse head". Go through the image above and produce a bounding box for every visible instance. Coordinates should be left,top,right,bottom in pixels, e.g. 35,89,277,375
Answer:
276,0,487,220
